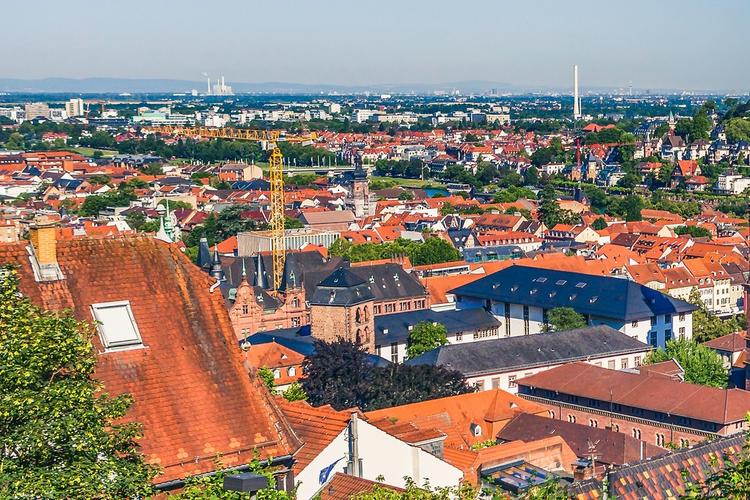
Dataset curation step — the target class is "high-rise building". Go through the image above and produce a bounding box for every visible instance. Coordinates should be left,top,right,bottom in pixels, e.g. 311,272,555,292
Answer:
65,98,84,117
573,65,581,120
24,102,50,120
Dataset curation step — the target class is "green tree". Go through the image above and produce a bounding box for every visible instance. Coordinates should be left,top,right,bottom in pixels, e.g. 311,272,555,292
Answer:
407,322,448,359
688,288,745,343
0,270,157,498
281,382,308,402
674,225,712,239
643,338,727,388
169,457,292,499
591,217,608,231
258,367,276,393
544,307,587,332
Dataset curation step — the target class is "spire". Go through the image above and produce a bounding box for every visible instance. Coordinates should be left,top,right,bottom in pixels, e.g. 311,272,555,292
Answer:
210,244,223,281
163,200,174,240
155,215,173,243
241,257,247,278
253,254,266,289
198,237,212,270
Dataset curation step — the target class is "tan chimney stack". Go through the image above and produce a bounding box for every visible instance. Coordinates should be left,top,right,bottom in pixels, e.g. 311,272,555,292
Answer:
29,220,58,266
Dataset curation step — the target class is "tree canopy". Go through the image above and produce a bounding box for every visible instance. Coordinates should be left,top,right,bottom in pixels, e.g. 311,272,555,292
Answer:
302,339,473,411
0,270,157,498
689,289,746,343
643,338,727,388
544,307,587,332
407,322,448,360
329,237,460,267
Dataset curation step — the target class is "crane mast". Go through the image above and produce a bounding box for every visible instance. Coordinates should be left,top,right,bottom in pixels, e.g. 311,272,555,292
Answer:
268,146,285,290
143,125,317,291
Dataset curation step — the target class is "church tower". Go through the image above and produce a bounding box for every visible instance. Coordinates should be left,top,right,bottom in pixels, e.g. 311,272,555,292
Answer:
309,268,375,353
351,154,371,218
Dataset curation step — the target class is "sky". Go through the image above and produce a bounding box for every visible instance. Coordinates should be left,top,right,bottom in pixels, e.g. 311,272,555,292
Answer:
3,0,749,92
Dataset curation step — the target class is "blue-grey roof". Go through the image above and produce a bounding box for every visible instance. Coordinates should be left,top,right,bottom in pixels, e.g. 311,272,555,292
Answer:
245,325,390,367
406,325,650,376
374,308,500,345
450,265,697,321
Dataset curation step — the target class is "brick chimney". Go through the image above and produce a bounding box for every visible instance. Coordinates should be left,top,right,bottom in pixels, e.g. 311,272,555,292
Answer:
29,220,58,266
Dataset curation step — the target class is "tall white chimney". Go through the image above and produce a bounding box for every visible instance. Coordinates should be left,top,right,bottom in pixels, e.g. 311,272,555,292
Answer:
207,76,211,95
573,65,581,119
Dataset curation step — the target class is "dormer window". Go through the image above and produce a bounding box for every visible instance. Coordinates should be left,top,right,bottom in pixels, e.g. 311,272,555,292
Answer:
91,301,143,350
470,423,482,437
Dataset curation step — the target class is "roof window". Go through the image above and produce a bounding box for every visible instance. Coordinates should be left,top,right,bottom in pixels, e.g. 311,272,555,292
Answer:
91,301,143,350
534,277,547,283
555,280,567,286
575,282,587,288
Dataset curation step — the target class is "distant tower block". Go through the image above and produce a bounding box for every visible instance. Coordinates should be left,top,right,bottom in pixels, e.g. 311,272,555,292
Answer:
573,64,581,120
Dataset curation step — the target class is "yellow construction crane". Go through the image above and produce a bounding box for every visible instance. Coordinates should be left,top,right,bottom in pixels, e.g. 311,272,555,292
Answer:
144,125,317,291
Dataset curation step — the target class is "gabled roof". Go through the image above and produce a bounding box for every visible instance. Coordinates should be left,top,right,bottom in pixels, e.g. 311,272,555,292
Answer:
450,265,696,321
407,326,650,377
277,399,352,475
517,362,750,424
0,237,299,485
498,413,663,466
319,473,404,500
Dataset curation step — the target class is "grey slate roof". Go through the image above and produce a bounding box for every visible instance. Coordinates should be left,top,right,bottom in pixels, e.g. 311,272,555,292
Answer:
310,268,375,306
406,325,650,376
374,308,500,345
347,263,427,302
450,265,697,321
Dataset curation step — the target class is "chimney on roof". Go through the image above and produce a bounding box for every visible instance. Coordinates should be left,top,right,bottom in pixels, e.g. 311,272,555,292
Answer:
29,218,57,266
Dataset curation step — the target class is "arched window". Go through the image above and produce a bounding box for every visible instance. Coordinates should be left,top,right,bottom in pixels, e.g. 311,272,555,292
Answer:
292,297,300,308
363,305,369,322
355,307,362,324
364,326,370,342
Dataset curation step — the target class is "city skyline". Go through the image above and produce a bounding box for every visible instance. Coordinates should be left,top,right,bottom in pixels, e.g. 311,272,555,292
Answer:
2,0,749,92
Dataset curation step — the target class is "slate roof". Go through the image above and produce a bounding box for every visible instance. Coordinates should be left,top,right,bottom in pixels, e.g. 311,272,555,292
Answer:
569,433,747,500
406,326,650,376
450,265,697,321
375,308,500,345
0,237,299,485
348,263,427,301
497,413,664,466
310,267,375,306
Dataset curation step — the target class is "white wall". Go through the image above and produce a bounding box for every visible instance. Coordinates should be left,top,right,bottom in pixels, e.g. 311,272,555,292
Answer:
468,349,651,393
295,420,463,500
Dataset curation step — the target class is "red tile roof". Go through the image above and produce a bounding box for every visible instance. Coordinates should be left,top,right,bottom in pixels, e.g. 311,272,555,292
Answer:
319,473,404,500
0,237,299,485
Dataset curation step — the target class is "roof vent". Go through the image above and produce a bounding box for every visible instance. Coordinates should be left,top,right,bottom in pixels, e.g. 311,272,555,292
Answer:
590,296,598,303
510,285,519,292
569,294,577,301
549,291,557,298
530,289,538,295
408,325,413,331
383,328,389,335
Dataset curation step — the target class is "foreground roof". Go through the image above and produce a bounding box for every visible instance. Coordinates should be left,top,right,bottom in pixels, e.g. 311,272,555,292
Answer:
406,325,650,376
450,265,696,321
0,237,299,484
570,433,747,500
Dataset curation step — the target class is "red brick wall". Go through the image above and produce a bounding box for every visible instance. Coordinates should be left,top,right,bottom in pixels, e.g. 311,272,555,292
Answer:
310,301,375,353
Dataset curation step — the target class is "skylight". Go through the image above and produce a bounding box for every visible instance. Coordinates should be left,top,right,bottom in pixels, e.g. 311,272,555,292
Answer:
555,280,567,286
575,282,587,288
91,301,143,350
534,277,547,283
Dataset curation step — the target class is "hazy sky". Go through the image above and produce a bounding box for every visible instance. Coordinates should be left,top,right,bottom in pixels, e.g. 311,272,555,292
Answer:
3,0,748,91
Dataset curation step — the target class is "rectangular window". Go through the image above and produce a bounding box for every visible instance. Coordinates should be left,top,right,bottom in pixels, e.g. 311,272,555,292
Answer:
491,377,500,389
504,303,511,337
665,329,672,342
649,331,658,347
542,308,549,328
664,314,671,324
621,358,628,369
650,316,656,326
508,375,517,388
390,342,398,363
291,317,300,327
375,345,381,356
608,360,616,370
523,305,529,335
475,380,485,391
91,301,143,350
679,327,685,339
634,356,641,367
455,332,463,342
631,320,638,328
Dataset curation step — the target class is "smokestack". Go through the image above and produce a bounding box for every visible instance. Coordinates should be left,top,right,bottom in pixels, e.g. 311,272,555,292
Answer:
207,76,211,95
573,64,581,120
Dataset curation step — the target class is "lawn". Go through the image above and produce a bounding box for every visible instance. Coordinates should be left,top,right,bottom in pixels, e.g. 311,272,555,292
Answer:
72,147,118,158
369,175,448,189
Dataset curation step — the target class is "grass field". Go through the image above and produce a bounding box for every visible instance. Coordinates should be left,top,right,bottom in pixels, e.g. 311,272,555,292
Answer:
72,147,118,158
369,175,448,189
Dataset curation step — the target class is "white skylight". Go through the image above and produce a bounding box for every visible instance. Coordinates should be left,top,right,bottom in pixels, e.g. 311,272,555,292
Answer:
91,301,143,350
